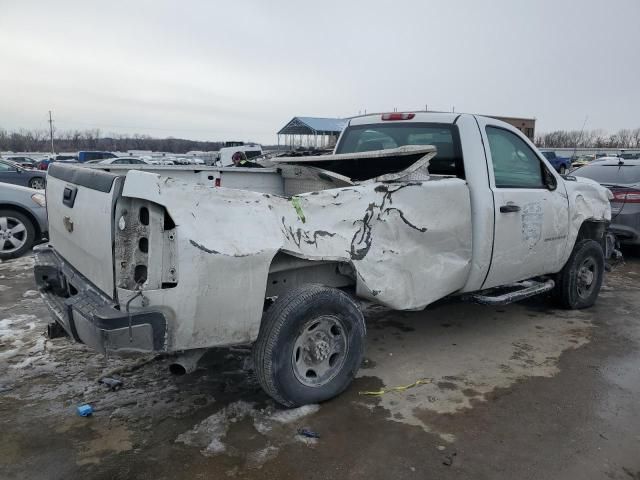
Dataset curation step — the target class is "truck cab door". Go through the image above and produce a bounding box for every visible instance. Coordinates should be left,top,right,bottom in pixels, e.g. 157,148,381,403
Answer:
478,121,570,289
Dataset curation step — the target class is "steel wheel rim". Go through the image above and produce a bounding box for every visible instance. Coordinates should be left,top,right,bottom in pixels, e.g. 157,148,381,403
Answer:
576,257,597,299
292,315,348,388
30,178,45,189
0,216,28,254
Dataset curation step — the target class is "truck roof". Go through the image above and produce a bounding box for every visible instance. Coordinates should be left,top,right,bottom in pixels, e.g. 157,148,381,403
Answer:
347,112,514,130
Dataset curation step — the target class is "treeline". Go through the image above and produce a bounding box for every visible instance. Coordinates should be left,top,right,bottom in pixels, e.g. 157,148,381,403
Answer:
535,128,640,149
4,126,640,154
0,128,229,153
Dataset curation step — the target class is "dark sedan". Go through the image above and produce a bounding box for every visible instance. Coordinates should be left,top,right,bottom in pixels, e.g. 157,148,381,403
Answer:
0,159,47,189
572,158,640,245
4,156,38,169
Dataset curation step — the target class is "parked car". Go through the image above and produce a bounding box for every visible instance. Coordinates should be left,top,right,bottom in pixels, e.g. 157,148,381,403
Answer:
571,154,596,169
0,159,47,189
573,158,640,245
540,151,572,174
3,156,38,169
35,112,611,407
37,155,78,170
0,182,47,259
98,157,151,165
77,151,117,163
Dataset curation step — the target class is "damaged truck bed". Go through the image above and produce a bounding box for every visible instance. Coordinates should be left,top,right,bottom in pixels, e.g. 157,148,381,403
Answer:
34,112,612,407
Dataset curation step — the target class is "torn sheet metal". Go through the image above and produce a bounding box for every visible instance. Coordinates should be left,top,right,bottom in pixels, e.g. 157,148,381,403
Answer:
274,145,436,163
121,170,472,350
565,176,612,246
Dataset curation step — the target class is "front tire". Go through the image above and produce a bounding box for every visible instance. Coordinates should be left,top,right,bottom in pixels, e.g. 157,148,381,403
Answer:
0,209,36,260
253,284,366,407
554,239,604,309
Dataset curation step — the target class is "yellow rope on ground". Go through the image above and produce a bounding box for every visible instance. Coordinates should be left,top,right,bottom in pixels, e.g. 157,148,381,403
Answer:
358,378,432,396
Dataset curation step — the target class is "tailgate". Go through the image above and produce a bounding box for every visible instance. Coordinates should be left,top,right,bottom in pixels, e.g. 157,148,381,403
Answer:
46,163,124,298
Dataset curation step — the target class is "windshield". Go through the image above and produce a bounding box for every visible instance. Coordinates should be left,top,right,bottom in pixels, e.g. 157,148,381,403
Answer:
573,164,640,185
335,123,463,177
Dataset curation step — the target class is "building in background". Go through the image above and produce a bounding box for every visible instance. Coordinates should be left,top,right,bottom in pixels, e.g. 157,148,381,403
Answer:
277,117,347,150
489,116,536,140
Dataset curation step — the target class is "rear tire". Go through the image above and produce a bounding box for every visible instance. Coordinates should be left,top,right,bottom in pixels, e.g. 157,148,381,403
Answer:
554,239,604,309
253,284,366,407
0,209,36,260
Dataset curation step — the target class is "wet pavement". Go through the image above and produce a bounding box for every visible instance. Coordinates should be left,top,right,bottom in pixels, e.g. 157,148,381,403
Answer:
1,252,639,479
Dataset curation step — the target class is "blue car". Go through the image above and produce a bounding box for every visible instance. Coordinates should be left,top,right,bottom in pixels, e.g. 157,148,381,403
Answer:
541,151,572,174
77,151,117,163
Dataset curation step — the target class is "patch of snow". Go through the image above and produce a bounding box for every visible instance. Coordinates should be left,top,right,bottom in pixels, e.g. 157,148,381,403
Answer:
176,400,320,465
269,404,320,424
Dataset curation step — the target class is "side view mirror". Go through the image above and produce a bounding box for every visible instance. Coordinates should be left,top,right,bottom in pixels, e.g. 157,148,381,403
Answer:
15,166,23,173
544,168,557,191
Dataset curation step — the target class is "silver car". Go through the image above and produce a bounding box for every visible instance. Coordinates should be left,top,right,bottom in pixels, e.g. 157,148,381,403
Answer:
573,158,640,245
0,182,48,259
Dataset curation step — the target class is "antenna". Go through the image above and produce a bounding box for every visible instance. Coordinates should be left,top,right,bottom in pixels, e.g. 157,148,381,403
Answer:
573,115,588,160
48,110,55,154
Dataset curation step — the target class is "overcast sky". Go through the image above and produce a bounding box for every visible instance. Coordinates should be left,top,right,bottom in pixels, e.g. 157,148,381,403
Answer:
0,0,638,144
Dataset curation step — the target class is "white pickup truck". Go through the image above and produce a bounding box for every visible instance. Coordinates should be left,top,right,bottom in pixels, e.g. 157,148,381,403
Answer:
34,112,611,407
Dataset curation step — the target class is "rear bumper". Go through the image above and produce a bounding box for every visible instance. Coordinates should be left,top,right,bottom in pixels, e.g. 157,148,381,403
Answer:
610,213,640,245
33,244,167,353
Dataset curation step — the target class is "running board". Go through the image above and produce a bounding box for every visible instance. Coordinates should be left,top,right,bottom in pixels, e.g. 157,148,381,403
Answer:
465,279,555,306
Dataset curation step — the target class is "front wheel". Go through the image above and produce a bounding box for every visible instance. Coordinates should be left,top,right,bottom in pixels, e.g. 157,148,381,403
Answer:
554,239,604,309
253,284,366,407
0,209,36,260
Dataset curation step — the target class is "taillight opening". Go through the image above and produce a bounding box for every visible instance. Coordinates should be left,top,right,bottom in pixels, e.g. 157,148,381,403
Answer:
611,189,640,204
381,112,416,121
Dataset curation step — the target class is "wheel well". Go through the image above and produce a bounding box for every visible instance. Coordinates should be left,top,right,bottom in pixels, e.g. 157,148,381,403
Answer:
265,251,355,298
0,204,43,239
576,220,606,244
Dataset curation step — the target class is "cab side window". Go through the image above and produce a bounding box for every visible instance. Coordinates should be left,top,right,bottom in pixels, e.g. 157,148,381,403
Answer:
486,126,544,188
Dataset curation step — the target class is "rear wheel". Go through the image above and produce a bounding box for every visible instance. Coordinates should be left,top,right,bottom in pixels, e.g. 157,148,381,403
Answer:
554,239,604,309
0,209,36,260
253,284,366,407
29,177,45,189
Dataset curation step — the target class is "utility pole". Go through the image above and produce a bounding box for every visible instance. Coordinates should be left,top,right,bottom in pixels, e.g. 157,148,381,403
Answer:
48,110,55,154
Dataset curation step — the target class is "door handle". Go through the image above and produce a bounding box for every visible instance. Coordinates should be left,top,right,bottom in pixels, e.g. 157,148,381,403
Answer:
63,186,78,208
500,204,521,213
